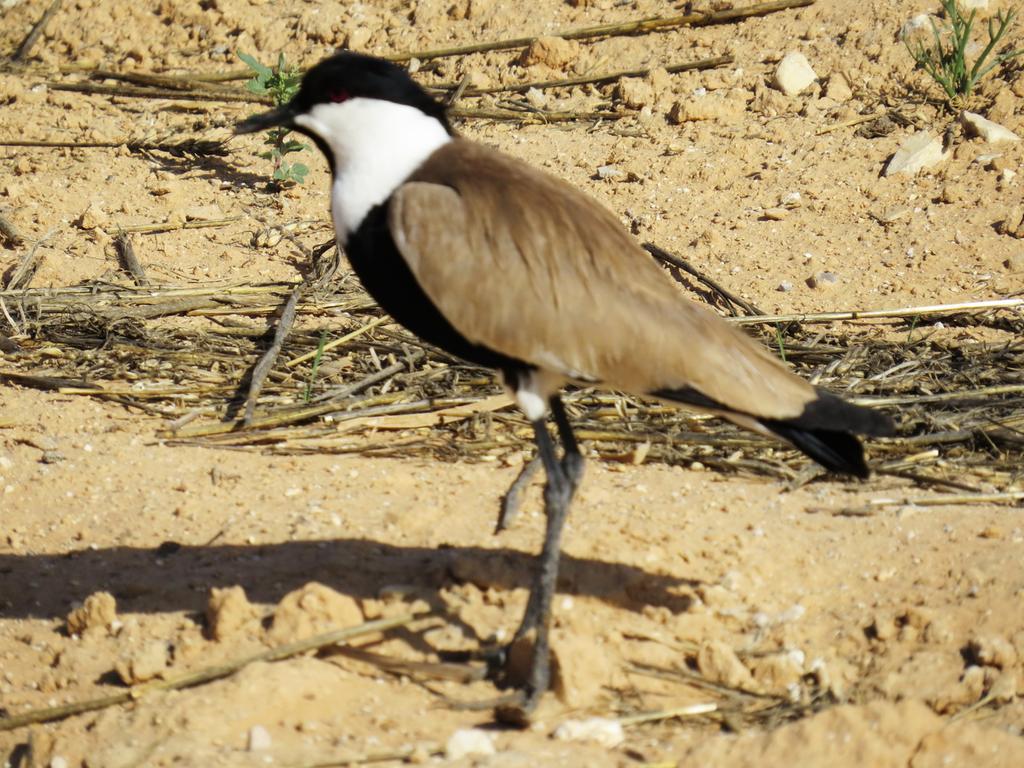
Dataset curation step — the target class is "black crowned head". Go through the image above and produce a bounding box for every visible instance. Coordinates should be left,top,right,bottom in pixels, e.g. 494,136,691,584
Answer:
236,52,452,137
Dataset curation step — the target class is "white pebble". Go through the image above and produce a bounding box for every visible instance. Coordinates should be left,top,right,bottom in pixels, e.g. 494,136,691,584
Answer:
778,604,806,623
962,111,1020,144
553,717,625,748
445,728,495,760
248,725,272,751
50,758,69,768
885,131,946,176
773,52,817,96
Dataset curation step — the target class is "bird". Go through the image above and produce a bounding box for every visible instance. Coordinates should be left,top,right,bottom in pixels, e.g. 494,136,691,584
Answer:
236,51,893,717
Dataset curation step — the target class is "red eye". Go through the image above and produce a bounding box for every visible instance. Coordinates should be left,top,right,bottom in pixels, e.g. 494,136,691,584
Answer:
329,87,351,103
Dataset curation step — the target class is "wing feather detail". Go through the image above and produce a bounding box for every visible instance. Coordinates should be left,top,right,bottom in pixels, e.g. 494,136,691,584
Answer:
388,140,815,420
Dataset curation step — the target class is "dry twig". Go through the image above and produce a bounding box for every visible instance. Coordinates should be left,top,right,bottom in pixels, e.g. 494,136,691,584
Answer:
113,233,149,286
0,612,426,732
434,55,733,97
12,0,62,62
384,0,814,62
244,284,304,425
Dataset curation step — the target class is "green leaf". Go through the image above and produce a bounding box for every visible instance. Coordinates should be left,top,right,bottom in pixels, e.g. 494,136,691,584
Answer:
237,50,272,78
279,139,306,154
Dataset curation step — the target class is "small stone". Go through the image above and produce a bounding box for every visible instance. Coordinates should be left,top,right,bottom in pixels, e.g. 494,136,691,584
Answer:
524,87,547,109
777,280,794,292
1005,253,1024,272
519,36,579,69
870,612,899,641
940,183,964,203
77,201,107,230
668,96,745,123
751,83,792,116
616,77,654,108
999,205,1024,237
979,525,1004,539
962,665,987,700
751,651,805,693
149,179,181,197
596,165,624,180
969,635,1019,669
962,111,1021,144
960,0,989,10
66,591,117,637
41,450,65,464
873,206,912,224
445,729,495,760
115,641,169,684
773,52,817,96
50,758,68,768
989,670,1018,703
248,725,272,751
346,28,371,50
806,271,838,290
553,717,624,748
697,640,754,689
206,586,260,641
183,204,225,221
824,72,852,101
885,131,947,176
762,207,789,221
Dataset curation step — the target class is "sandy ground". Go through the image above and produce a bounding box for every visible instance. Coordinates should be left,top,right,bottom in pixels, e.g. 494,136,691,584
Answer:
1,0,1024,766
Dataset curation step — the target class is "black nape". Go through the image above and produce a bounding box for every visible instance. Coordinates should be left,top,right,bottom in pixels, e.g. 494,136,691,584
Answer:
290,52,453,135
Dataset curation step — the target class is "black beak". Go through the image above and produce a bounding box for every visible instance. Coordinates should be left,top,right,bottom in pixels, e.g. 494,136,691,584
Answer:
235,104,296,134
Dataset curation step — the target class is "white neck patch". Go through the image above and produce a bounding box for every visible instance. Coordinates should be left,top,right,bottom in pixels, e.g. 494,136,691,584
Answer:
294,98,451,240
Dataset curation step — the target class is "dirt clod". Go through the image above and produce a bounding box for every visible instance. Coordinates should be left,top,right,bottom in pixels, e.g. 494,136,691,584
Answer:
206,585,261,642
66,592,117,637
268,582,365,644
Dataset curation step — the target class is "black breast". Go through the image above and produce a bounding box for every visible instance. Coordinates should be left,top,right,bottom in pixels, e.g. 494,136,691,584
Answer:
344,202,529,376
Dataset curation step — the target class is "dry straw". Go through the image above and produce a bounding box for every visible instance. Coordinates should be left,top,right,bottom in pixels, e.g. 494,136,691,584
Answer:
1,258,1020,504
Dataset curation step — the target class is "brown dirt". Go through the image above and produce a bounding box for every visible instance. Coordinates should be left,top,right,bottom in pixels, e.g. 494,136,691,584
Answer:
2,0,1024,766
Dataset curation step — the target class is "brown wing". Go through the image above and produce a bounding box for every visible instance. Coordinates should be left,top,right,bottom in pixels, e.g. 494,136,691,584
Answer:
389,139,815,420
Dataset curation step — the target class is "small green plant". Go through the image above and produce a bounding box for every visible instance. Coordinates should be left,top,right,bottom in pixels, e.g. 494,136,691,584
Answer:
238,50,310,185
904,0,1024,105
774,324,787,363
303,330,329,403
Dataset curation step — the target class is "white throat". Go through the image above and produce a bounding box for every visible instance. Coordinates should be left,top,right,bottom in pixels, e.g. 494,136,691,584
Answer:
294,98,451,240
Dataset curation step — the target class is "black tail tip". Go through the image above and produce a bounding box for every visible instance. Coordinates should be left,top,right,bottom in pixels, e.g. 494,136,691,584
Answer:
764,422,873,478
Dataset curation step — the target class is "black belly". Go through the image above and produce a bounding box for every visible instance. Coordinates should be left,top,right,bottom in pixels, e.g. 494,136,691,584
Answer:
344,202,529,380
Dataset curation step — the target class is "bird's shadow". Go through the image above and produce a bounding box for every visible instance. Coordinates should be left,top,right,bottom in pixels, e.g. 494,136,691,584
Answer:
0,538,697,624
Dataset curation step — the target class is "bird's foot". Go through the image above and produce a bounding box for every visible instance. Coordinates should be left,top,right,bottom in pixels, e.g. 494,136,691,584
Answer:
437,632,552,725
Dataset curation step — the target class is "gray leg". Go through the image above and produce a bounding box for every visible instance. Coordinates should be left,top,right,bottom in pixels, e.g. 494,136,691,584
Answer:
499,397,584,717
496,396,583,533
550,395,585,491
